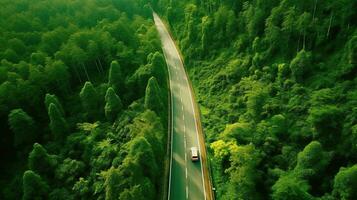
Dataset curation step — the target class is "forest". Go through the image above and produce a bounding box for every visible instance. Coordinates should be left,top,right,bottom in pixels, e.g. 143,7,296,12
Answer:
152,0,357,199
0,0,168,199
1,0,357,199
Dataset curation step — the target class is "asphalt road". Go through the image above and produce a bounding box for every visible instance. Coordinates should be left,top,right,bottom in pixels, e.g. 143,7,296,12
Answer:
153,13,207,200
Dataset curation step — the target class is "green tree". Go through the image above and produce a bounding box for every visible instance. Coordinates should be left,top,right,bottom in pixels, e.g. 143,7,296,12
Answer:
118,178,155,200
45,94,65,116
22,170,49,200
44,60,70,95
28,143,57,176
223,144,261,200
108,60,123,94
8,109,37,147
104,87,123,122
348,36,357,66
104,167,121,200
295,141,330,179
272,173,313,200
79,81,100,120
289,50,312,82
150,52,166,84
308,105,343,145
333,165,357,200
48,103,68,140
201,16,213,55
55,158,85,185
144,77,163,115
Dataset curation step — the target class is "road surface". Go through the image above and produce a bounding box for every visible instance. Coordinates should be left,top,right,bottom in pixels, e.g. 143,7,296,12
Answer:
153,13,211,200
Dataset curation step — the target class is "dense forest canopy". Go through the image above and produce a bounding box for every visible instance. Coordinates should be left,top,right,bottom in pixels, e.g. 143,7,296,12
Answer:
2,0,357,199
153,0,357,199
0,0,168,199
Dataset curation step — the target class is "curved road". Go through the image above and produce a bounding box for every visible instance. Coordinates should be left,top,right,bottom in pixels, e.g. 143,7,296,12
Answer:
153,13,212,200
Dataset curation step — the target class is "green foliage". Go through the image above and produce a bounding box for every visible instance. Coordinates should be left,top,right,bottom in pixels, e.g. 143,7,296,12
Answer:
348,36,357,66
8,109,36,147
220,122,252,144
22,170,49,200
0,1,168,199
28,143,57,176
48,103,68,141
333,165,357,200
55,158,85,185
104,87,123,121
144,76,164,115
308,105,343,144
289,50,312,82
103,167,121,200
127,51,167,99
295,141,330,179
45,94,65,116
159,0,357,199
272,173,313,200
80,81,100,120
108,61,123,94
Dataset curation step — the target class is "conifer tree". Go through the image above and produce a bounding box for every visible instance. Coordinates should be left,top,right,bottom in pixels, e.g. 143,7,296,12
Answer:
8,109,36,147
28,143,57,176
45,93,65,116
79,81,99,120
104,87,123,121
144,77,163,115
108,61,123,94
22,170,49,200
104,167,120,200
48,103,68,140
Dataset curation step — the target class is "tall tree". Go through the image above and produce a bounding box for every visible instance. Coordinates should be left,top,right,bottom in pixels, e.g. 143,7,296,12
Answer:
45,94,65,117
108,60,123,94
8,109,37,148
333,165,357,200
104,87,123,122
79,81,100,120
48,103,68,141
289,50,312,83
144,77,163,115
272,173,313,200
104,167,121,200
22,170,49,200
28,143,57,176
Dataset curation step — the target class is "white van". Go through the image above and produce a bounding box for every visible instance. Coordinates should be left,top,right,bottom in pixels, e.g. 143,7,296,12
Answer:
190,147,199,161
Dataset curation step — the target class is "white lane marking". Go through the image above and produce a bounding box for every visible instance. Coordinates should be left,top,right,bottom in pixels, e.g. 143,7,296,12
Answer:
181,105,184,111
186,186,188,199
180,97,183,102
185,167,188,179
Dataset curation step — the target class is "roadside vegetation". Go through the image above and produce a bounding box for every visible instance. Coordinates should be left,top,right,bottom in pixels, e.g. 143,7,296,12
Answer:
153,0,357,199
0,0,168,199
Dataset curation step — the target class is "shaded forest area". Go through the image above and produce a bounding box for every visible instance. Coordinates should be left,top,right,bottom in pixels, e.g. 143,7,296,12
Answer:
0,0,168,199
153,0,357,199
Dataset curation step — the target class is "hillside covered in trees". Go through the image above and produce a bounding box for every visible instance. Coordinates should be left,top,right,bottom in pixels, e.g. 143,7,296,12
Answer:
153,0,357,199
0,0,168,199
